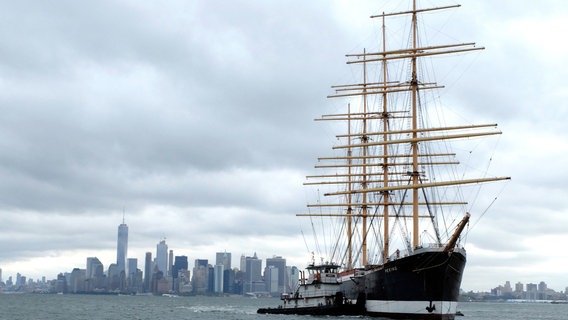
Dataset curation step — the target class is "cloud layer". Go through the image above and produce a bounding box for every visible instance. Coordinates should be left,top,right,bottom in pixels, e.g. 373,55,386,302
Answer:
0,0,567,292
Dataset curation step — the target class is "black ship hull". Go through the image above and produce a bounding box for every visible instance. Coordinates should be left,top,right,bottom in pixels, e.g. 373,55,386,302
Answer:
362,248,466,319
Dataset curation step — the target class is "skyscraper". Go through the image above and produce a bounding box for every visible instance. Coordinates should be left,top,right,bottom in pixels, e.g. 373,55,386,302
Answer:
286,266,299,292
216,251,232,270
116,218,128,273
172,256,188,279
127,258,140,293
172,256,189,292
214,264,224,294
156,239,168,273
144,252,152,293
240,254,246,272
86,257,104,279
192,259,209,294
245,253,262,293
168,250,174,276
127,258,138,279
265,265,278,293
265,256,286,293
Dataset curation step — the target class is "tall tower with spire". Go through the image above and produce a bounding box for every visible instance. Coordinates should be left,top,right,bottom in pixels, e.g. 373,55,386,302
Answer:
156,238,168,274
116,212,128,274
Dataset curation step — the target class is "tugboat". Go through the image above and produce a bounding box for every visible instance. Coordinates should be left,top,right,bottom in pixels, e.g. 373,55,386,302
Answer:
257,261,364,315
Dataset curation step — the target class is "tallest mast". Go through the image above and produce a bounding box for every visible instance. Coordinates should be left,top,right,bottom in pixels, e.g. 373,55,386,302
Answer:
410,0,420,249
380,14,390,263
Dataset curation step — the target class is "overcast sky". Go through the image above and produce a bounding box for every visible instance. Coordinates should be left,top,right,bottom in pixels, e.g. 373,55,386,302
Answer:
0,0,567,293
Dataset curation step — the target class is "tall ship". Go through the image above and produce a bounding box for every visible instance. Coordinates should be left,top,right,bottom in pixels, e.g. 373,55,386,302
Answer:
258,1,509,319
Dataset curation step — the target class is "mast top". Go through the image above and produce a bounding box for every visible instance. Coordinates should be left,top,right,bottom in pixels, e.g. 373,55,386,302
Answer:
370,4,461,19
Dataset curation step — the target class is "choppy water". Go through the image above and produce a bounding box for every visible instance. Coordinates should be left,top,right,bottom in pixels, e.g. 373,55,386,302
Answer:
1,294,567,320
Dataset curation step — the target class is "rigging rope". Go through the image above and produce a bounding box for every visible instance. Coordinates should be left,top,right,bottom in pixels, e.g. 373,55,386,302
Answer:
466,181,509,236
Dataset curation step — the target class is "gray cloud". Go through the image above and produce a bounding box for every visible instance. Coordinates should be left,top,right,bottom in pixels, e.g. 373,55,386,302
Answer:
0,0,566,293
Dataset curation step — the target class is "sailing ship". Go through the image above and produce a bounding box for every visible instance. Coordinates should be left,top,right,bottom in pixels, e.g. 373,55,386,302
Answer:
258,1,509,319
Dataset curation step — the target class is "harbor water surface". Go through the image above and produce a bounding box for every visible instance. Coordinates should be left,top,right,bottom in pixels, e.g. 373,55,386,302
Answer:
1,294,566,320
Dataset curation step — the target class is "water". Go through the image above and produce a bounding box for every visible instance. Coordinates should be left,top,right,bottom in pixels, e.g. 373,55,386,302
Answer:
1,294,567,320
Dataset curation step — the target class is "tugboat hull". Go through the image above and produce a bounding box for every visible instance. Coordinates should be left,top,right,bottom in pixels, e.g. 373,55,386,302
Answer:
257,303,363,316
257,289,365,316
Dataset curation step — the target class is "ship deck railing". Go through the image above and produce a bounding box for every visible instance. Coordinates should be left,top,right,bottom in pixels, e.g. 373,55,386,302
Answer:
389,243,462,261
288,288,341,299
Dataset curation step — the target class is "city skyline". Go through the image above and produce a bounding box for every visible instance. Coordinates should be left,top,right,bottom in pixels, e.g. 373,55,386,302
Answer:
3,214,568,293
3,254,568,298
0,214,566,296
0,0,567,293
1,219,301,294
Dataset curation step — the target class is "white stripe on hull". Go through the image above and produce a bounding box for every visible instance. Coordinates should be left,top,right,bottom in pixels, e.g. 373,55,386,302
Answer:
366,300,458,317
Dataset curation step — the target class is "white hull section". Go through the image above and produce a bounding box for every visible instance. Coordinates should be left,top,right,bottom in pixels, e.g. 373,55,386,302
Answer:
293,283,341,307
366,300,458,317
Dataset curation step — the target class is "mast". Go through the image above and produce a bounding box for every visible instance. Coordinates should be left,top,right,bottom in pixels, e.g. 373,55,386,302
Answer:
361,48,368,266
347,103,353,270
381,13,390,262
411,0,420,249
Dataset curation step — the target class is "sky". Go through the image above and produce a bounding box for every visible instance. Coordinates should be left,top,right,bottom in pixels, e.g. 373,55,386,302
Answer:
0,0,567,293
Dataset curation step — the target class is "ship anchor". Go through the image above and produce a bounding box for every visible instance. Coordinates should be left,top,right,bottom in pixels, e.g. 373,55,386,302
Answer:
426,301,436,313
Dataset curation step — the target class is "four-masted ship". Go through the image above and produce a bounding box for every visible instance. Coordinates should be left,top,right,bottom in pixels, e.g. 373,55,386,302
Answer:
258,1,509,319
